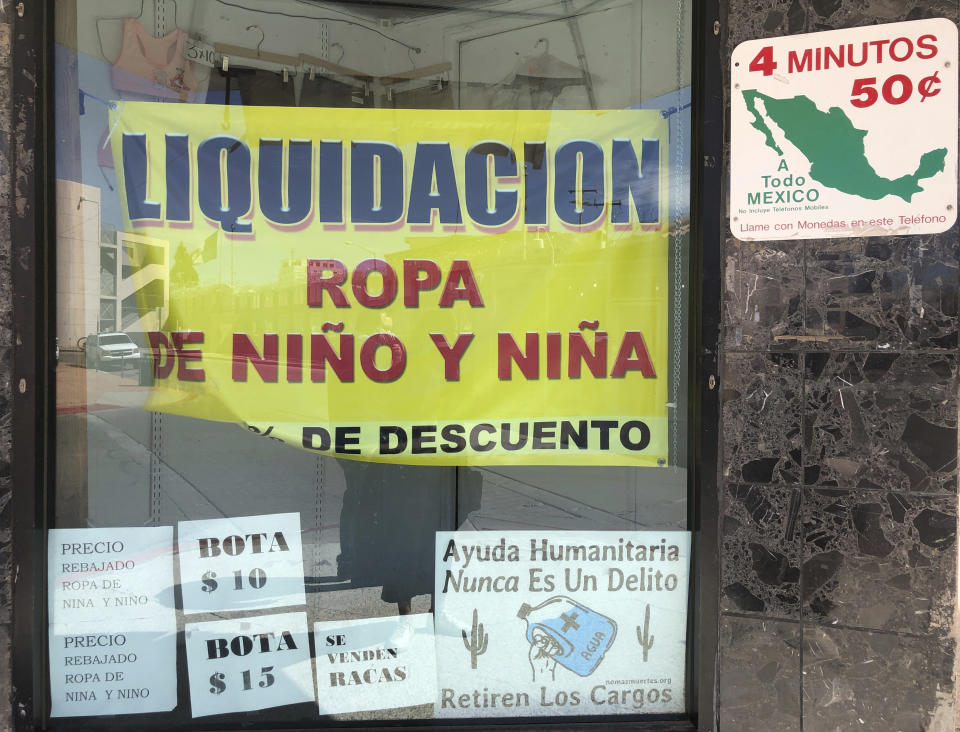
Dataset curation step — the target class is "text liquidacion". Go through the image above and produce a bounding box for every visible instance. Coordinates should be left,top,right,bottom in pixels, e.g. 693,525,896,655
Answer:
121,134,663,233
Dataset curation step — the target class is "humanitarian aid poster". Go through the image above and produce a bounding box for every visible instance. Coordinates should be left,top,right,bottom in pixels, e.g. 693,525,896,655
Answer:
111,105,671,465
433,531,691,718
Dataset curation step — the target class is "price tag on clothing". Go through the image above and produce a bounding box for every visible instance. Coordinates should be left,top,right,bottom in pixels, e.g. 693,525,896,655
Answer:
184,36,217,68
178,513,306,614
185,612,315,717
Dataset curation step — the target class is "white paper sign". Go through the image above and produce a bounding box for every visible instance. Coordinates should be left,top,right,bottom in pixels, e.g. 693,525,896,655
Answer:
178,513,306,614
731,19,957,240
184,36,217,68
49,526,176,624
313,614,436,715
185,611,315,717
49,623,177,717
434,531,690,718
47,527,177,717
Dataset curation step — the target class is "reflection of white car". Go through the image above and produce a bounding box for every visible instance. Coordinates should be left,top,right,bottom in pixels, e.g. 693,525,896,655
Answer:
85,332,140,370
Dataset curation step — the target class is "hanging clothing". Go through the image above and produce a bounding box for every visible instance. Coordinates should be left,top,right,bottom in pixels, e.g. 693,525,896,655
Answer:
299,75,373,108
205,67,296,107
111,18,199,101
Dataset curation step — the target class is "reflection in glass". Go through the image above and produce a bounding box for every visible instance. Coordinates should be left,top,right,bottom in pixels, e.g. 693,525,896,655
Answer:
54,0,691,725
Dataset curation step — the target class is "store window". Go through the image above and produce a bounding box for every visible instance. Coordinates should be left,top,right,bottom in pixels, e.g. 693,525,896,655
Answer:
52,0,694,727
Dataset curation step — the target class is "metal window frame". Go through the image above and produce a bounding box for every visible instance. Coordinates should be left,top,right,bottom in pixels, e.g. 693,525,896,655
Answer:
10,0,723,729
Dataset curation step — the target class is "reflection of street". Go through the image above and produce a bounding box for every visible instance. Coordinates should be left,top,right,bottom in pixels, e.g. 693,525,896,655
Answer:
72,401,406,619
58,364,427,618
461,467,686,532
57,361,148,414
57,360,686,623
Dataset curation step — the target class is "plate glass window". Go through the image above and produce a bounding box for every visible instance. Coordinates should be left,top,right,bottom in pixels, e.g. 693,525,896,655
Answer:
52,0,693,726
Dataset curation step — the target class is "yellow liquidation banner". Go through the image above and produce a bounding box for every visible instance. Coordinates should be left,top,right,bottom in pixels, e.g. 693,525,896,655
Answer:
112,103,671,465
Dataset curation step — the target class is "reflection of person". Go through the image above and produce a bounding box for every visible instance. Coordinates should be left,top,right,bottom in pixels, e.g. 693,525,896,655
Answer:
337,461,455,614
528,629,559,681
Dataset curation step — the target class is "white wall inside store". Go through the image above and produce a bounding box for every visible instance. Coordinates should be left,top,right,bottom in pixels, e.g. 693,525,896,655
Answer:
75,0,690,108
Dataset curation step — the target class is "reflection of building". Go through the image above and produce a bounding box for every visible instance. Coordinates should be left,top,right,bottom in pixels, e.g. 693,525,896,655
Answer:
277,256,308,300
56,180,101,346
55,179,168,347
117,231,169,337
173,256,310,336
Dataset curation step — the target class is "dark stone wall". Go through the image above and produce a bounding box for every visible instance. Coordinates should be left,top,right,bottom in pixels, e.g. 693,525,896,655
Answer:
719,1,959,730
0,8,13,732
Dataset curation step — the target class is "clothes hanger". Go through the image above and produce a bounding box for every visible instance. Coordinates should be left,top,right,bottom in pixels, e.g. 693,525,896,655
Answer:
298,53,374,83
379,59,452,102
94,0,145,62
377,37,452,90
214,42,301,69
379,62,452,86
245,24,264,56
299,40,374,84
214,21,302,69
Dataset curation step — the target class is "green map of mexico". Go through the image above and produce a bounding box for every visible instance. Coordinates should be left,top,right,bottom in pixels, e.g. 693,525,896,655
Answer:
731,18,956,240
742,89,948,203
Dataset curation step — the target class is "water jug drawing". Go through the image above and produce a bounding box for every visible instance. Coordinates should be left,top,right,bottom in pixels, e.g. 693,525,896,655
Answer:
517,596,617,677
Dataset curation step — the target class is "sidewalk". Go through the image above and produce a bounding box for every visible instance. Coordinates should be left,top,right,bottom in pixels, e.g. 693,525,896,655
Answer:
56,361,149,414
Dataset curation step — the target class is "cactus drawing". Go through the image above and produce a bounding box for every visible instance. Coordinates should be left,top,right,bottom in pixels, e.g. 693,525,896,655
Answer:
637,604,655,661
461,608,489,669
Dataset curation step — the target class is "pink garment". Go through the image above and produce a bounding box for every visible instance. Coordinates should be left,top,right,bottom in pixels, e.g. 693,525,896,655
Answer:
111,18,199,101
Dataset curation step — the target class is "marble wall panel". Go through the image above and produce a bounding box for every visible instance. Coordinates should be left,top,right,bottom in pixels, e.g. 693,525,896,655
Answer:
718,616,801,732
727,0,960,43
0,623,8,723
721,484,801,618
0,17,10,732
0,20,8,353
723,352,803,485
802,488,957,635
0,476,9,621
803,625,956,732
725,1,797,48
805,235,959,351
0,347,9,472
722,1,960,731
723,240,804,351
803,352,958,492
0,348,11,629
